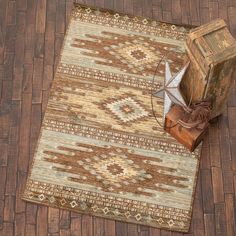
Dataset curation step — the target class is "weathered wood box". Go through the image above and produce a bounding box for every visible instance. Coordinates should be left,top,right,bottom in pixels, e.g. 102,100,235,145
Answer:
165,105,209,152
181,19,236,118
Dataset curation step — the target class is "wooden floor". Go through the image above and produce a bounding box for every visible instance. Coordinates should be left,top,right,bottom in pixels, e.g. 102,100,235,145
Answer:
0,0,236,235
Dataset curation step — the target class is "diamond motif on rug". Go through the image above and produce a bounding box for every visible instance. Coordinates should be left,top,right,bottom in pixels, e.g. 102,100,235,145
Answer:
70,31,184,76
106,97,149,123
114,44,160,68
78,149,152,189
103,39,161,75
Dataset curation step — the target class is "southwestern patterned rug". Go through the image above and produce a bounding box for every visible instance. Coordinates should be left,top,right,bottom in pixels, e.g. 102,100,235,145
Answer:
22,4,201,232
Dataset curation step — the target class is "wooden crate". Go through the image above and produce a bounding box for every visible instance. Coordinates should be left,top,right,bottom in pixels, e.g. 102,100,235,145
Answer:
180,19,236,118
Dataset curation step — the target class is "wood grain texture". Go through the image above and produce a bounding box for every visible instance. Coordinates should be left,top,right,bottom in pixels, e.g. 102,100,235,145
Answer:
0,0,235,235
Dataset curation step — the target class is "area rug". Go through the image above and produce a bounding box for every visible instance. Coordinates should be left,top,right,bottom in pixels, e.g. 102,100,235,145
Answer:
22,4,201,232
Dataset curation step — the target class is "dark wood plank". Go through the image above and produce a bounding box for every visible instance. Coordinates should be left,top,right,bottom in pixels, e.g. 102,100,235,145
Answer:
56,0,66,34
199,0,208,8
5,25,16,53
152,0,163,21
200,7,210,25
142,0,153,18
223,170,234,194
44,0,56,67
48,208,60,234
228,107,236,170
149,227,160,236
22,64,33,94
124,0,133,15
16,0,27,11
1,223,14,236
95,0,104,8
35,32,45,58
54,34,64,71
127,223,138,236
26,203,38,225
219,110,232,171
32,58,44,103
214,203,228,236
162,0,172,12
208,1,219,21
180,0,191,25
204,214,216,236
37,206,48,236
42,90,50,114
36,0,47,33
163,11,172,23
0,143,8,167
18,92,32,173
93,217,105,236
116,222,128,236
189,0,200,25
225,194,236,236
200,135,210,170
160,229,171,236
15,171,27,213
3,196,15,223
172,0,182,24
140,226,150,236
81,215,93,236
104,219,115,236
70,214,82,236
201,170,214,213
228,6,236,37
114,0,124,12
12,11,26,101
0,167,6,228
208,122,221,167
104,0,114,9
0,24,3,47
66,1,74,26
43,64,54,91
60,229,70,236
218,0,228,23
211,167,224,203
25,223,36,236
15,212,26,236
6,1,16,26
30,82,42,170
228,78,236,107
5,126,19,195
59,210,71,230
24,0,37,64
192,173,205,236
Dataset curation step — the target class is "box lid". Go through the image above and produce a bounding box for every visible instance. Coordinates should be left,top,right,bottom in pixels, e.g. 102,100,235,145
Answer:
186,19,236,74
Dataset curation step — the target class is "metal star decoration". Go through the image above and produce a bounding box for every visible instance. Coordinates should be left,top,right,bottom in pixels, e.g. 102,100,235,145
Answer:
153,61,190,118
